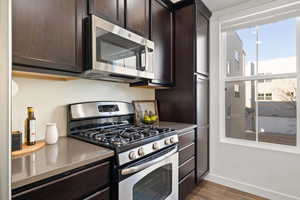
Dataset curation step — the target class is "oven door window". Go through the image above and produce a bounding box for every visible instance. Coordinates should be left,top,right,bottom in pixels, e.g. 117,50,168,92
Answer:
133,164,172,200
96,27,145,70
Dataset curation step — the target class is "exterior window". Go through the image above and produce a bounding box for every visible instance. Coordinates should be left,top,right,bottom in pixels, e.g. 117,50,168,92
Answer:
234,50,239,61
223,17,298,147
265,93,272,100
257,93,265,100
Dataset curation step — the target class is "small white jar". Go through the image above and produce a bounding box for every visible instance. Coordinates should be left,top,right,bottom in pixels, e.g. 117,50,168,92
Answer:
45,123,59,144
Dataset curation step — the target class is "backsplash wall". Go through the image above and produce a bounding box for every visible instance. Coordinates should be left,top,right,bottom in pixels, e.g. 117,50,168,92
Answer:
12,77,155,141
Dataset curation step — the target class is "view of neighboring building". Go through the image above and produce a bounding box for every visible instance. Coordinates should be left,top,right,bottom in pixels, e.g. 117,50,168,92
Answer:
225,18,297,146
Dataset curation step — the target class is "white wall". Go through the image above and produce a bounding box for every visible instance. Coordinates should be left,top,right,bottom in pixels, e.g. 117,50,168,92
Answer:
12,77,155,141
208,1,300,200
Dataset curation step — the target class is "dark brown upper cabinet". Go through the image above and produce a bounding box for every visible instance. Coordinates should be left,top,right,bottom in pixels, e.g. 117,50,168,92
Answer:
126,0,150,38
88,0,149,38
156,0,211,188
88,0,125,27
12,0,86,74
196,12,209,75
151,0,173,85
130,0,173,88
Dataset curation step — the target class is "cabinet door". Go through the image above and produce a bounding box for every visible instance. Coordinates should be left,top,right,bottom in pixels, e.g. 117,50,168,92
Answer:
84,187,110,200
196,75,209,127
179,171,195,200
196,13,209,75
12,162,110,200
12,0,86,73
196,126,209,181
151,0,173,85
89,0,125,27
126,0,150,38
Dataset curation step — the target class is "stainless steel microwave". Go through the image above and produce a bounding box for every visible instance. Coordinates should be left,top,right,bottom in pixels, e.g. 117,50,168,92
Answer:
83,15,155,83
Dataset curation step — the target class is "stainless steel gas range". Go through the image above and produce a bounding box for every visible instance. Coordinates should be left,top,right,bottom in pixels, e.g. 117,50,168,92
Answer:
67,101,179,200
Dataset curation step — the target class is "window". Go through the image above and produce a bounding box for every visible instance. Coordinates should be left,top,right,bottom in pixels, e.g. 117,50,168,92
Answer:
257,93,265,100
222,16,299,148
265,93,272,100
234,50,240,61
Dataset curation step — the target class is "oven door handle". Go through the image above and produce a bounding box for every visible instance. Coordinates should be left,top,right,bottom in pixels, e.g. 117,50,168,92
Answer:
121,148,177,176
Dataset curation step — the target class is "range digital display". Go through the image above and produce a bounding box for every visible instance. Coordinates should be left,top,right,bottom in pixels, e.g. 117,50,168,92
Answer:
98,105,119,112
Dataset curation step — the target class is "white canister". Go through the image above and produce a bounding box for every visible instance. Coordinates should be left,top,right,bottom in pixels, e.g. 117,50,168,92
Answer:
45,123,59,144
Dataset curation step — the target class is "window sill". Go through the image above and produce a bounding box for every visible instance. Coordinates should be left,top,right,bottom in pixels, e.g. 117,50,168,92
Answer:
220,137,300,154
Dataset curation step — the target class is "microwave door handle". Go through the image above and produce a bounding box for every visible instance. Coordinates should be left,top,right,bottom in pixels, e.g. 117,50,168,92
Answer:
121,148,177,176
144,45,149,72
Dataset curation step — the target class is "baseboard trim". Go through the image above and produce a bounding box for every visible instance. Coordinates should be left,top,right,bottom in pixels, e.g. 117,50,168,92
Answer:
205,173,300,200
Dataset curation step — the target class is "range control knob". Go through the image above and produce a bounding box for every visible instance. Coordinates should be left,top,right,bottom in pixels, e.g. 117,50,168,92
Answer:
129,151,137,160
152,143,159,150
165,139,171,145
138,147,145,156
170,137,178,144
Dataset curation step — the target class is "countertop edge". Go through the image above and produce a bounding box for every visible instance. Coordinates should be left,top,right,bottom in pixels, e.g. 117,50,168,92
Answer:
11,136,115,190
177,126,197,134
158,121,197,133
12,151,114,189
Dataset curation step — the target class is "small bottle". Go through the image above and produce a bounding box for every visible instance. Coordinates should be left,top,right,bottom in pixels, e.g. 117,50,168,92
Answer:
25,107,36,146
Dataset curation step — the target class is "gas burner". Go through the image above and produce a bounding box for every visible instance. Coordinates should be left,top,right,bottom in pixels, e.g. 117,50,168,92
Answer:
110,136,130,145
77,124,176,148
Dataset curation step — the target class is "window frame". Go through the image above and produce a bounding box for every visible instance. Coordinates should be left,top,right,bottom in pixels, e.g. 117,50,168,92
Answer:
219,12,300,154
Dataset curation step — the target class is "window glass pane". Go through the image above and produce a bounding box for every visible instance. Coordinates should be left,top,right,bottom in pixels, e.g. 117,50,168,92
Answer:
226,30,254,77
226,18,297,77
225,81,256,140
258,78,297,146
258,19,296,74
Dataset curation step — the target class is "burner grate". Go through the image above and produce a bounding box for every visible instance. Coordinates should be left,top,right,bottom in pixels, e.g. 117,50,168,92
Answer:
78,125,174,146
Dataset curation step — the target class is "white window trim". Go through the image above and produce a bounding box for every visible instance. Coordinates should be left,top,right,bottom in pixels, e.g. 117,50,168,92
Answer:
217,0,300,154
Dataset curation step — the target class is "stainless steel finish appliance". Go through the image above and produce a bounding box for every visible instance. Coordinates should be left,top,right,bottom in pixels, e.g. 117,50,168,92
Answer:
84,15,155,83
70,101,134,119
119,146,178,200
67,101,179,200
118,135,178,166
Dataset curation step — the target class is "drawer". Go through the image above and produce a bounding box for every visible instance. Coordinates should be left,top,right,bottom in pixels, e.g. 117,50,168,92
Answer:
179,143,195,165
84,187,110,200
179,130,195,150
13,161,110,200
179,171,196,200
179,157,195,181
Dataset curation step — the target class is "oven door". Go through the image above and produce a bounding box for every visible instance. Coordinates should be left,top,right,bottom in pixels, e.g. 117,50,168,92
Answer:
119,146,178,200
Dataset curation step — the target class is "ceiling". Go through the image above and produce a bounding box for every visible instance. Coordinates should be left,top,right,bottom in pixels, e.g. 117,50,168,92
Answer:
201,0,250,11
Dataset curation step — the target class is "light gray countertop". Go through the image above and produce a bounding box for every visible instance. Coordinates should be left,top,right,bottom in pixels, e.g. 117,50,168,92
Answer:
12,137,114,189
156,121,197,133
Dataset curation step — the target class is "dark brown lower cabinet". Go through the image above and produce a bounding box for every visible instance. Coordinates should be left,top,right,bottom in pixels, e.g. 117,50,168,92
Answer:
179,171,196,200
178,129,196,200
179,157,195,180
85,187,110,200
12,161,111,200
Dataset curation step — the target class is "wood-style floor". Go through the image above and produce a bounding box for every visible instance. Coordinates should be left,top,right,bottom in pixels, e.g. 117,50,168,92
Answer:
186,181,269,200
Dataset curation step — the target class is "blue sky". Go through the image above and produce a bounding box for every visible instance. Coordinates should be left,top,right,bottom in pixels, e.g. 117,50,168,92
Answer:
237,18,296,63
